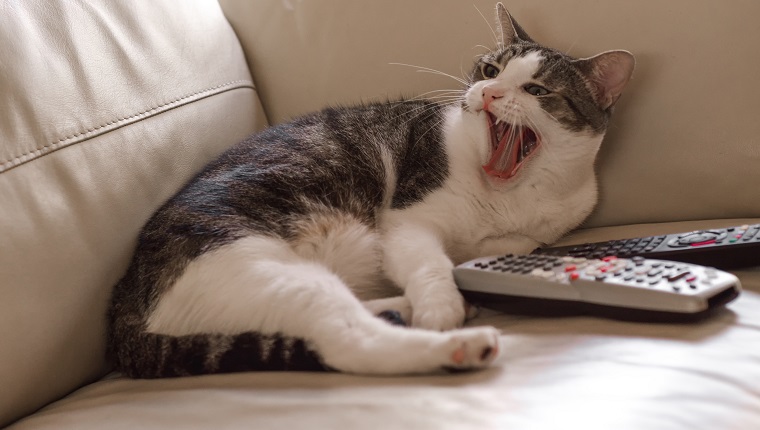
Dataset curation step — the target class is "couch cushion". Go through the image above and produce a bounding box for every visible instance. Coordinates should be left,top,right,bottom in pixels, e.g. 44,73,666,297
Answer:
219,0,760,227
9,221,760,430
0,0,266,426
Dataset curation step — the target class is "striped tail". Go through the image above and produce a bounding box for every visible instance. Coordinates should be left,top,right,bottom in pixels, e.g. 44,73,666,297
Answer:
110,329,329,378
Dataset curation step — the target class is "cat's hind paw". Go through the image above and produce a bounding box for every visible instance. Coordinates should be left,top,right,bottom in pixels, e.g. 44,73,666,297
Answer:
441,326,501,371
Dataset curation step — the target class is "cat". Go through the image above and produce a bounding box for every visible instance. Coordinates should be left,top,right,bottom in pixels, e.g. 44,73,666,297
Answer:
107,3,634,378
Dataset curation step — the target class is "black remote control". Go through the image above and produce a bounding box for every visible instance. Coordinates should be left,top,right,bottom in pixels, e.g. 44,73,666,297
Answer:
532,223,760,270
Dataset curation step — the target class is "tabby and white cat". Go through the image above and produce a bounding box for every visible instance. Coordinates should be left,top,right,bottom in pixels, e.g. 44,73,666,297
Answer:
107,3,634,377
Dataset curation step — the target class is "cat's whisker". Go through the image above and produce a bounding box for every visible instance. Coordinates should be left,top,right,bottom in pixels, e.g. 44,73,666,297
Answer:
405,89,465,102
563,36,581,56
523,116,562,166
410,117,445,151
538,108,563,127
473,5,500,49
389,63,468,86
460,63,471,86
393,102,451,127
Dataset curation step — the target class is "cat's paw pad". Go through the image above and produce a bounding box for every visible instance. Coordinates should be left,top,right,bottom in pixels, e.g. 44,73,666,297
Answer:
442,327,500,370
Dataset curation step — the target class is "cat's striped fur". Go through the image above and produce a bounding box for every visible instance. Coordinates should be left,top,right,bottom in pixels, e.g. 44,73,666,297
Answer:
107,3,634,377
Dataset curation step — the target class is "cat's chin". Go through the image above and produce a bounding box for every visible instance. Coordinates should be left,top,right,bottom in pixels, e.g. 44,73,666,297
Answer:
481,163,531,190
481,113,541,184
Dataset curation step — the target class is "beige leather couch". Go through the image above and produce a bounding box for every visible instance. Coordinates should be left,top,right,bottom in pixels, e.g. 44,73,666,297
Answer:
2,1,759,428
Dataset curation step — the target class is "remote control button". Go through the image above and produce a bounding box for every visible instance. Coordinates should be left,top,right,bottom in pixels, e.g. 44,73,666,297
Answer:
667,270,691,282
690,239,717,247
569,272,580,280
565,264,577,272
667,238,688,248
634,267,649,276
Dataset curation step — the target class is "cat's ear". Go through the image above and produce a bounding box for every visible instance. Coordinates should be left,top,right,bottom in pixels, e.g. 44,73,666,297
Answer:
496,3,534,45
574,50,636,110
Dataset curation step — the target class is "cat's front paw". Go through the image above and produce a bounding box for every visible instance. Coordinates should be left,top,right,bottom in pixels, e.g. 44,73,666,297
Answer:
411,289,467,331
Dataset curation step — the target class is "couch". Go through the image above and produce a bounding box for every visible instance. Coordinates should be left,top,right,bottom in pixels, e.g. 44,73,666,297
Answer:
2,1,759,428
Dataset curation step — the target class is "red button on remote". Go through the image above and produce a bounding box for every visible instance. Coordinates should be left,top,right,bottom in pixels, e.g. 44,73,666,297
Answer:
690,239,717,247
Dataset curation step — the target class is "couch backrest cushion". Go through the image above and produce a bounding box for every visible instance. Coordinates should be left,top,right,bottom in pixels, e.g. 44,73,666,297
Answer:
220,0,760,227
0,0,266,425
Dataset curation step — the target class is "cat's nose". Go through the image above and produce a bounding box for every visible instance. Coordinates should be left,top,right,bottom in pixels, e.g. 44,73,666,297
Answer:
482,87,504,112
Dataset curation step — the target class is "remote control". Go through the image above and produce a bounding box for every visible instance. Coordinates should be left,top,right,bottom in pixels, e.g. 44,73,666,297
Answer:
454,254,741,322
532,223,760,270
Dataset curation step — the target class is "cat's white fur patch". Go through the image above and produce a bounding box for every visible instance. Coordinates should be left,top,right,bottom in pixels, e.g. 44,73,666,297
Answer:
146,235,501,374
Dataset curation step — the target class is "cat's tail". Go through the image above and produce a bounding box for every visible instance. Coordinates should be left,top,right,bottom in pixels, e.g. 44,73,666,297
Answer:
110,329,329,378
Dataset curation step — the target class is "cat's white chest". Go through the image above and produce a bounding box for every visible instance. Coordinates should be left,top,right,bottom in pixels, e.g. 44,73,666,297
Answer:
389,106,600,263
423,179,571,263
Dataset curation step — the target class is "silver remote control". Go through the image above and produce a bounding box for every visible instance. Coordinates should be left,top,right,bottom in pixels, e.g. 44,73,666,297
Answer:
453,254,741,321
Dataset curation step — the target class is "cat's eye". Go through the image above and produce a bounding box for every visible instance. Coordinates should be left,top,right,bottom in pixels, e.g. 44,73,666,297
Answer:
481,63,500,79
524,84,551,96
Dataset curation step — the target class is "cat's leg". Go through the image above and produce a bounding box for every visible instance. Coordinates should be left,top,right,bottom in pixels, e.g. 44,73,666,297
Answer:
362,296,480,326
146,236,500,374
382,222,468,331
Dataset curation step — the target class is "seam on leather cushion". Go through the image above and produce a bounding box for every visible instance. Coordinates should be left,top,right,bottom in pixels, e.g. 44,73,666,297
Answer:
1,80,255,174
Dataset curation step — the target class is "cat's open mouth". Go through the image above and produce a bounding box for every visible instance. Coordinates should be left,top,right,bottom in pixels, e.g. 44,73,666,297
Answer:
482,113,540,180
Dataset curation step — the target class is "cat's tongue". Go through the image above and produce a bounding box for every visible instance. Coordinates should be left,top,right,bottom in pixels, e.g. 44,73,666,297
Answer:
482,115,538,180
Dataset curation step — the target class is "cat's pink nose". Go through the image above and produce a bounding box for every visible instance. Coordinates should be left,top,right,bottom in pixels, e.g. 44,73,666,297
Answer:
482,87,504,112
